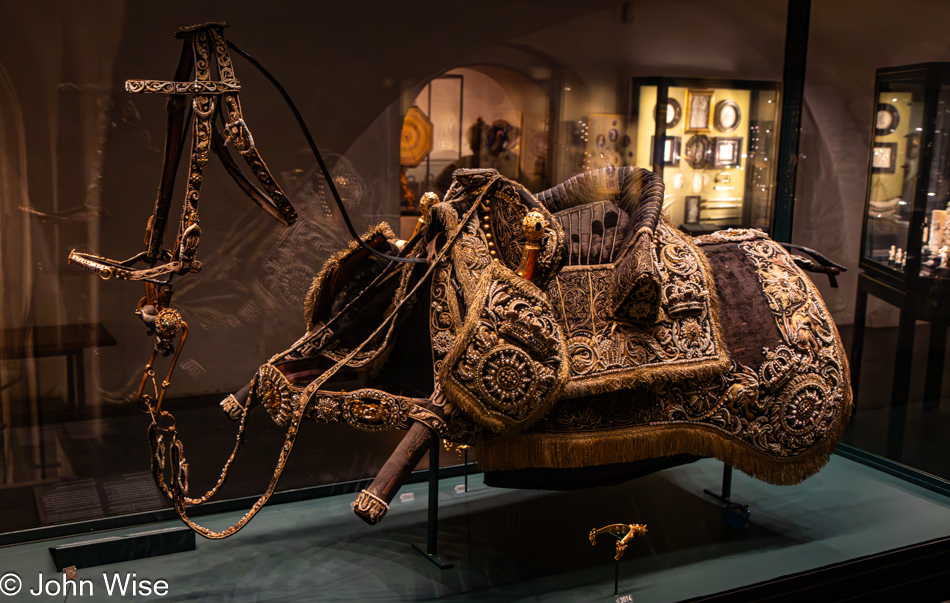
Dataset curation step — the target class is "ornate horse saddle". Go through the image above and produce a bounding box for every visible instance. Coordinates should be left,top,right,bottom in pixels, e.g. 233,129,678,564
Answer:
427,167,729,435
263,165,850,488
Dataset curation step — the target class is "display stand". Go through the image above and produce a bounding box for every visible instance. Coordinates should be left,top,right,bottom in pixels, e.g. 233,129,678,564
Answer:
703,464,751,529
0,323,115,420
411,436,454,569
610,533,623,597
589,523,647,596
852,63,950,436
0,323,115,478
462,447,469,492
850,271,949,458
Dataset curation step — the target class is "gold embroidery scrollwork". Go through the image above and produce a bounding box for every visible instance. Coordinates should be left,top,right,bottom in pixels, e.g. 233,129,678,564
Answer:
651,239,846,459
693,228,768,246
548,222,727,394
440,262,568,435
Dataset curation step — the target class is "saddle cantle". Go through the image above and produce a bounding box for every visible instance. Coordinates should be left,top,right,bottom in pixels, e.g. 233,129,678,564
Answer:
538,167,664,323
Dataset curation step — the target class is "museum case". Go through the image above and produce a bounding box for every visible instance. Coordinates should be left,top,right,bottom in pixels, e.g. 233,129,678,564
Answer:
3,4,950,601
850,63,950,465
398,66,552,238
629,77,781,233
860,63,950,283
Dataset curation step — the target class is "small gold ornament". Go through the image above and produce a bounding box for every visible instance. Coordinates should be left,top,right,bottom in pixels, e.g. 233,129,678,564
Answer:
589,523,648,560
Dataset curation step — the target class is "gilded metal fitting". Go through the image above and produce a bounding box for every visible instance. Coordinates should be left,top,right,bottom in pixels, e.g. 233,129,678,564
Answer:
354,489,389,525
155,308,183,339
589,523,648,560
410,192,440,240
522,211,547,250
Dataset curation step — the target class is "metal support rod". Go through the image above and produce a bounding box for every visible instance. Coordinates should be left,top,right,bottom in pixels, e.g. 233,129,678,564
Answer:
412,435,453,568
463,447,468,493
426,435,439,555
772,0,811,243
923,321,946,412
614,557,620,596
721,464,733,500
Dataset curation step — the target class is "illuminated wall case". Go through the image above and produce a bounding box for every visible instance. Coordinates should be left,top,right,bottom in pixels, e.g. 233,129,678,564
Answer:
630,77,781,233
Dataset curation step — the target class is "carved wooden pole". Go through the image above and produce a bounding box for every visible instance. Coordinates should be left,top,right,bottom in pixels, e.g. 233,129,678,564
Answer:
354,420,436,524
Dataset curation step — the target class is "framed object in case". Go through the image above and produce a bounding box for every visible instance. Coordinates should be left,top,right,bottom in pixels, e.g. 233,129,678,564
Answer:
875,103,900,136
714,99,742,132
654,98,682,129
685,89,713,133
684,134,711,169
652,135,681,166
871,141,898,173
713,137,742,168
685,196,701,224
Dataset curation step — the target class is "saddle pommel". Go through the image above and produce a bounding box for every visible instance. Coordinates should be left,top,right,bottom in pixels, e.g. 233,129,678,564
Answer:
517,211,547,282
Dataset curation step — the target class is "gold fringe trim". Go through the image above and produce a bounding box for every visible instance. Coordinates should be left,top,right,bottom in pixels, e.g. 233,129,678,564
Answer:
303,222,398,330
476,398,850,487
477,300,855,487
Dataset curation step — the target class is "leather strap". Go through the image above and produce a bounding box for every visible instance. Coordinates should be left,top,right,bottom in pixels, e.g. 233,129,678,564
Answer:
68,22,297,286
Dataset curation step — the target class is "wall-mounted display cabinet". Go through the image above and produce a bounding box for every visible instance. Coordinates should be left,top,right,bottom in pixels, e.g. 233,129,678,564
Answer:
860,63,950,284
629,77,781,233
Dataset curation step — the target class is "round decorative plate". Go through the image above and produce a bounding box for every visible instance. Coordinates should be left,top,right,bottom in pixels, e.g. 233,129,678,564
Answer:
875,103,900,136
684,134,711,169
654,98,682,129
714,100,741,132
400,105,433,167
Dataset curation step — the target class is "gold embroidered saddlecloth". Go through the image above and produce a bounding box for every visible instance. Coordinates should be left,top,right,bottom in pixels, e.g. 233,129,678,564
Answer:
476,236,852,487
546,220,729,397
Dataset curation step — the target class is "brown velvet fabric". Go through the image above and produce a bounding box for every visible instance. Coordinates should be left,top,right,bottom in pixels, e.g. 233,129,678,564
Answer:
701,242,784,368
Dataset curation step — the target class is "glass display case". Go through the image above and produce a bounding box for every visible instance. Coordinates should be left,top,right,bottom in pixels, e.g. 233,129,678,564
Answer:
630,77,781,233
851,63,950,460
860,63,950,283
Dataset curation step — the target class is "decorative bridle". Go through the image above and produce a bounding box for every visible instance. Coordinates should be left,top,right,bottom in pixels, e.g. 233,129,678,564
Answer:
67,22,428,538
69,23,298,406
